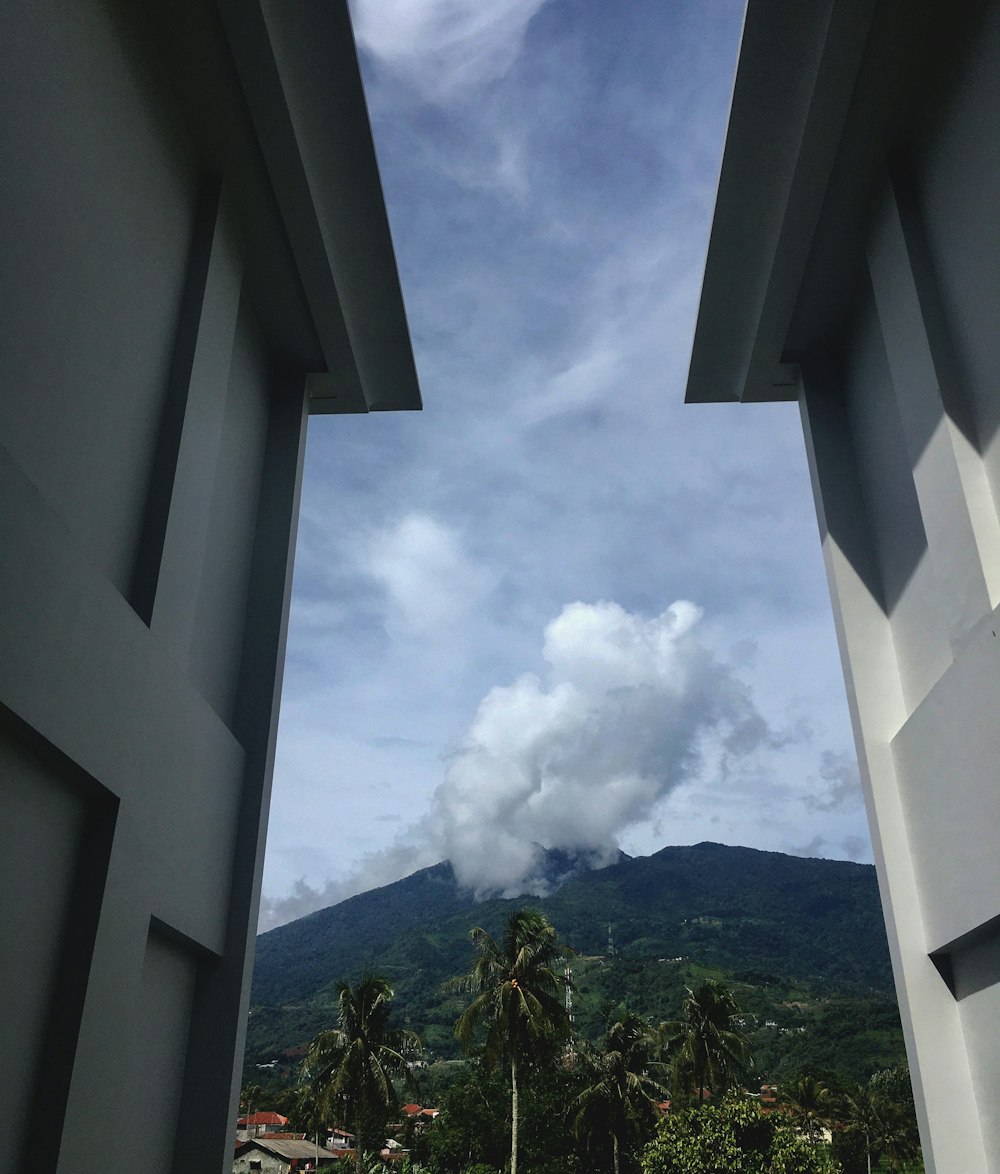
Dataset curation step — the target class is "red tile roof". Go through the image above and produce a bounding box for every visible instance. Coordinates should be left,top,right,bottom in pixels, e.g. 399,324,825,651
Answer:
237,1111,290,1126
402,1104,422,1116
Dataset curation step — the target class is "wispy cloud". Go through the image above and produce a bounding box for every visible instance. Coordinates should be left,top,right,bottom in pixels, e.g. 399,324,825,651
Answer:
349,0,549,103
363,512,496,637
805,749,863,813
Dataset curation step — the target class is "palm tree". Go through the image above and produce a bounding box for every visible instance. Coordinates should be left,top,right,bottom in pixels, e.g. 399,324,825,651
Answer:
840,1083,879,1174
869,1094,920,1173
659,980,752,1104
571,1008,668,1174
302,975,419,1172
840,1077,920,1173
787,1075,834,1142
448,908,572,1174
238,1082,264,1117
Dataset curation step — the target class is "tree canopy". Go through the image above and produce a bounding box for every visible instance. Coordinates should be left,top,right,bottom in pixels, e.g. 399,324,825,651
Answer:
642,1096,842,1174
572,1008,668,1174
447,908,572,1174
302,975,418,1170
661,979,753,1103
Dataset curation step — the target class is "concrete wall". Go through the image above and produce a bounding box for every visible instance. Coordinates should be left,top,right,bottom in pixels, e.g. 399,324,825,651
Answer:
0,1,414,1171
687,2,1000,1169
796,16,1000,1165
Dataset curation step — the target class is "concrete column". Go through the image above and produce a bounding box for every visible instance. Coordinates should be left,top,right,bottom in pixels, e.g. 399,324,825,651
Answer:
799,366,987,1174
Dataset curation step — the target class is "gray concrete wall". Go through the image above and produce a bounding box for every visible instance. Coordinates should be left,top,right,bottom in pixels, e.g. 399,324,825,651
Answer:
688,3,1000,1168
796,34,1000,1162
0,1,388,1171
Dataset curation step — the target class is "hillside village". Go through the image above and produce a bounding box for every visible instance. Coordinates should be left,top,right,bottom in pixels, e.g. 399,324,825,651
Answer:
232,1088,800,1173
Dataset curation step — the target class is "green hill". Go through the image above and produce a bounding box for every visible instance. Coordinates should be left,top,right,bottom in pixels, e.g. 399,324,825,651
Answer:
247,842,904,1086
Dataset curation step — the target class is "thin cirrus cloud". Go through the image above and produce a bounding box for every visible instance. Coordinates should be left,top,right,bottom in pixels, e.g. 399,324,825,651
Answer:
349,0,550,102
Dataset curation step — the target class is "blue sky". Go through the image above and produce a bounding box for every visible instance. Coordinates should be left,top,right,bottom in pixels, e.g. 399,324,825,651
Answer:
258,0,869,929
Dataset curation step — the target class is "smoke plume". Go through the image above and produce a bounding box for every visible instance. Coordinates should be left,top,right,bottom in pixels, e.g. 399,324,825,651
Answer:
433,599,766,894
259,599,773,928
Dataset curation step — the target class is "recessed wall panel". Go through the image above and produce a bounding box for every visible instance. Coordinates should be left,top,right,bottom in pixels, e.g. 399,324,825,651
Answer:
960,979,1000,1166
187,295,271,724
843,290,952,714
915,4,1000,525
119,929,199,1174
0,0,198,594
0,731,86,1156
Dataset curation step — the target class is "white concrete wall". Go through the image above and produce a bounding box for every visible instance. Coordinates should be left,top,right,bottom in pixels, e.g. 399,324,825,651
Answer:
798,29,1000,1159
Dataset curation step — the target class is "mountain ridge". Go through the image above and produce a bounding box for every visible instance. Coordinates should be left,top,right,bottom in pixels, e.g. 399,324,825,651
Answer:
250,843,891,1032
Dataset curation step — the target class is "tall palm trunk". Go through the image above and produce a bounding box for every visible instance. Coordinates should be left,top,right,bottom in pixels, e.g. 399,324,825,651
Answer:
613,1132,620,1174
511,1055,519,1174
355,1113,369,1174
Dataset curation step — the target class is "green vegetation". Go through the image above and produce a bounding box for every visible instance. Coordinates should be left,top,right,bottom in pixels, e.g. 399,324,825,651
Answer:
245,904,923,1174
832,1069,922,1174
301,976,419,1170
447,909,572,1174
571,1009,668,1174
642,1096,840,1174
246,845,904,1087
662,980,753,1104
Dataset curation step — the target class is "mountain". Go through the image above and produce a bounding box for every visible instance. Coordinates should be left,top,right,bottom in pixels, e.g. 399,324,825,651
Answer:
247,843,903,1085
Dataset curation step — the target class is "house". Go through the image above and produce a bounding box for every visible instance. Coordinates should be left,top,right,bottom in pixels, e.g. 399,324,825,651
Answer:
3,1,420,1171
325,1127,355,1150
686,0,1000,1167
234,1138,340,1172
237,1111,291,1141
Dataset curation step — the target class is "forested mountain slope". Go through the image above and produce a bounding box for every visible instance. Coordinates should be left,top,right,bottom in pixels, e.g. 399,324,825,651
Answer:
248,842,900,1083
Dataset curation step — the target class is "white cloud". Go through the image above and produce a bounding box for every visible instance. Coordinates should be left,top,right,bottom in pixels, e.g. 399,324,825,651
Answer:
433,599,768,894
349,0,549,102
364,513,495,636
257,835,438,931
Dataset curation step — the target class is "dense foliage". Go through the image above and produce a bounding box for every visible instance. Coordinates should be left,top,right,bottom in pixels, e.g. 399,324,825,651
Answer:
572,1010,668,1174
641,1097,841,1174
301,976,419,1169
448,909,572,1174
662,980,753,1103
247,845,901,1084
245,918,923,1174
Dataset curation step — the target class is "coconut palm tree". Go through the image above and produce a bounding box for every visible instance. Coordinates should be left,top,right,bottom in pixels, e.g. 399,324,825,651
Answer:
448,908,572,1174
302,975,419,1172
840,1075,920,1173
571,1008,668,1174
788,1075,834,1142
659,980,752,1104
869,1094,920,1173
840,1083,879,1174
